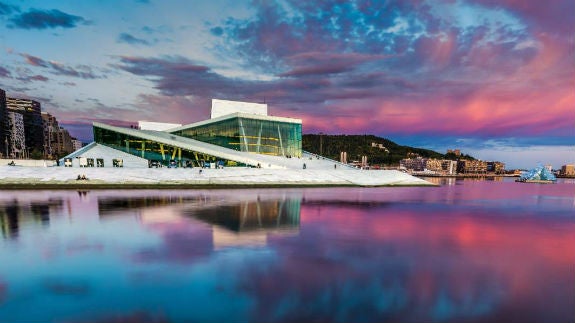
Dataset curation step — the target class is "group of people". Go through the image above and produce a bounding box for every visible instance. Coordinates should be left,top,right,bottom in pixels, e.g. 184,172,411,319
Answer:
76,174,89,181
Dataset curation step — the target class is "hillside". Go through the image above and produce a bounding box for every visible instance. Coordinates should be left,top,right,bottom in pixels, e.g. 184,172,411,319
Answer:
302,134,473,166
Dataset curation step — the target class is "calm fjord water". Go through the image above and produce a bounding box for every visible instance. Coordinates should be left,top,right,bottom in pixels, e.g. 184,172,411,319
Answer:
0,178,573,323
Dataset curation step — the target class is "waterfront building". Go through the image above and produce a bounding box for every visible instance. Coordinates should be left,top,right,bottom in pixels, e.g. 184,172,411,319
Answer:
61,99,308,168
170,99,302,157
7,98,44,157
400,157,428,172
0,88,7,158
487,161,506,174
457,159,488,174
41,112,58,158
6,111,26,158
71,138,83,151
561,164,575,176
53,127,74,157
425,159,442,173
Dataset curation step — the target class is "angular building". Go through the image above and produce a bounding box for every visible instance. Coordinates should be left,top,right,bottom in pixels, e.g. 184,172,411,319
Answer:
61,99,313,168
171,99,302,157
7,98,44,157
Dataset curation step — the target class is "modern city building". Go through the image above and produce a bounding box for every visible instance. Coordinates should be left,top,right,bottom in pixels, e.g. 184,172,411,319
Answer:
53,127,74,157
0,88,7,158
7,98,44,157
41,112,58,158
61,99,311,168
170,99,302,157
71,138,83,151
6,111,26,158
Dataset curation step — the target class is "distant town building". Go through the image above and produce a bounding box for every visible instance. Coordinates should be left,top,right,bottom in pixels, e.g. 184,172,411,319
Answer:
0,88,7,158
457,159,488,174
560,164,575,176
71,138,83,151
487,161,506,174
7,98,44,157
447,149,461,156
400,157,428,172
371,142,389,152
52,127,74,157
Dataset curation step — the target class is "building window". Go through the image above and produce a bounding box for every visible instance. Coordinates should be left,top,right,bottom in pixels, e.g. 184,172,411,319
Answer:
113,159,123,167
96,158,104,167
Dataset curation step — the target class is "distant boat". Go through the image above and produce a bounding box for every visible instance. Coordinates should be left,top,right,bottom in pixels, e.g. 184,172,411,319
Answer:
516,165,557,183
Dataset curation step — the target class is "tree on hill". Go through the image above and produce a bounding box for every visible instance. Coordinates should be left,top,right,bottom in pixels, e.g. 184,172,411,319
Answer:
302,134,470,166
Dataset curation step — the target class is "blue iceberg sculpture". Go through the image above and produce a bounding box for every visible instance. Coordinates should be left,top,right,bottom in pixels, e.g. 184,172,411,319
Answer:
519,165,557,182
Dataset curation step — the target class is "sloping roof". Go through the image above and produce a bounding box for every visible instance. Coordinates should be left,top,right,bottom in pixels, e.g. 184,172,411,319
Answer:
167,112,302,133
92,122,290,169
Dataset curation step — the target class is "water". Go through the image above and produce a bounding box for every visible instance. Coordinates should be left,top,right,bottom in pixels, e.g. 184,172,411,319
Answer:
0,178,573,323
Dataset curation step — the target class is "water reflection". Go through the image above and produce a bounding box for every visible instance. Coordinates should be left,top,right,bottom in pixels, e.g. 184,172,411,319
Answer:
0,183,573,323
0,198,62,239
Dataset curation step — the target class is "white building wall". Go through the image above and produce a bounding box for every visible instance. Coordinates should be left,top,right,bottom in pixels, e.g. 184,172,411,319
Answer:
60,143,149,168
211,99,267,119
138,121,183,131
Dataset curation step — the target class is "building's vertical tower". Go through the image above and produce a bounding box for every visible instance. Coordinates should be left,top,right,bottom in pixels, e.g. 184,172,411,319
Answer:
0,89,7,158
7,98,45,158
42,112,60,158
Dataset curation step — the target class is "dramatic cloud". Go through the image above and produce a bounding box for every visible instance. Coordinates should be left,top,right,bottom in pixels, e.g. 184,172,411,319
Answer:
0,66,10,77
0,1,18,16
9,8,87,30
117,33,151,46
0,0,571,166
114,55,250,97
17,74,49,83
20,53,102,79
199,0,573,147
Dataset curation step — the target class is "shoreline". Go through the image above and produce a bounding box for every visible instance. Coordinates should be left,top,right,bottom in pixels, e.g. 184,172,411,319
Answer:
0,167,435,188
0,182,435,190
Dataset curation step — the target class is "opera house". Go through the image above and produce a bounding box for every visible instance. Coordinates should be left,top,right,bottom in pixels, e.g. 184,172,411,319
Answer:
61,99,342,170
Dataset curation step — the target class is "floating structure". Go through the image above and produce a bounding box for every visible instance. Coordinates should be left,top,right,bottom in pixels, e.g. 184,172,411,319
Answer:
517,165,557,183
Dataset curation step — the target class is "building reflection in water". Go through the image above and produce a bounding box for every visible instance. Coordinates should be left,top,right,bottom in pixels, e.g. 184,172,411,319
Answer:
0,198,62,239
98,193,301,249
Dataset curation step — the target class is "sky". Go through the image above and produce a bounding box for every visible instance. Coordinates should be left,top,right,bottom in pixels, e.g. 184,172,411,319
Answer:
0,0,573,169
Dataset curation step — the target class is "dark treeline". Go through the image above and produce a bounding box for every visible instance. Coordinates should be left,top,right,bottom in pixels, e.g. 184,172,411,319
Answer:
302,134,474,166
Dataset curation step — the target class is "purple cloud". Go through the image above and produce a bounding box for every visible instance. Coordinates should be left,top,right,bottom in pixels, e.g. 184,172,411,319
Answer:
20,53,102,79
117,33,151,46
17,74,49,83
0,66,10,77
9,8,88,30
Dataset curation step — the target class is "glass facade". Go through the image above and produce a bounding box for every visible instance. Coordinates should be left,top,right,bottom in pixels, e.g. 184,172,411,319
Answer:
94,125,243,167
172,117,302,157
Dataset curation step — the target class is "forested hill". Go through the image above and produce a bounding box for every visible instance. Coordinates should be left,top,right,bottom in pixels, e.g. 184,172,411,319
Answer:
302,134,472,166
